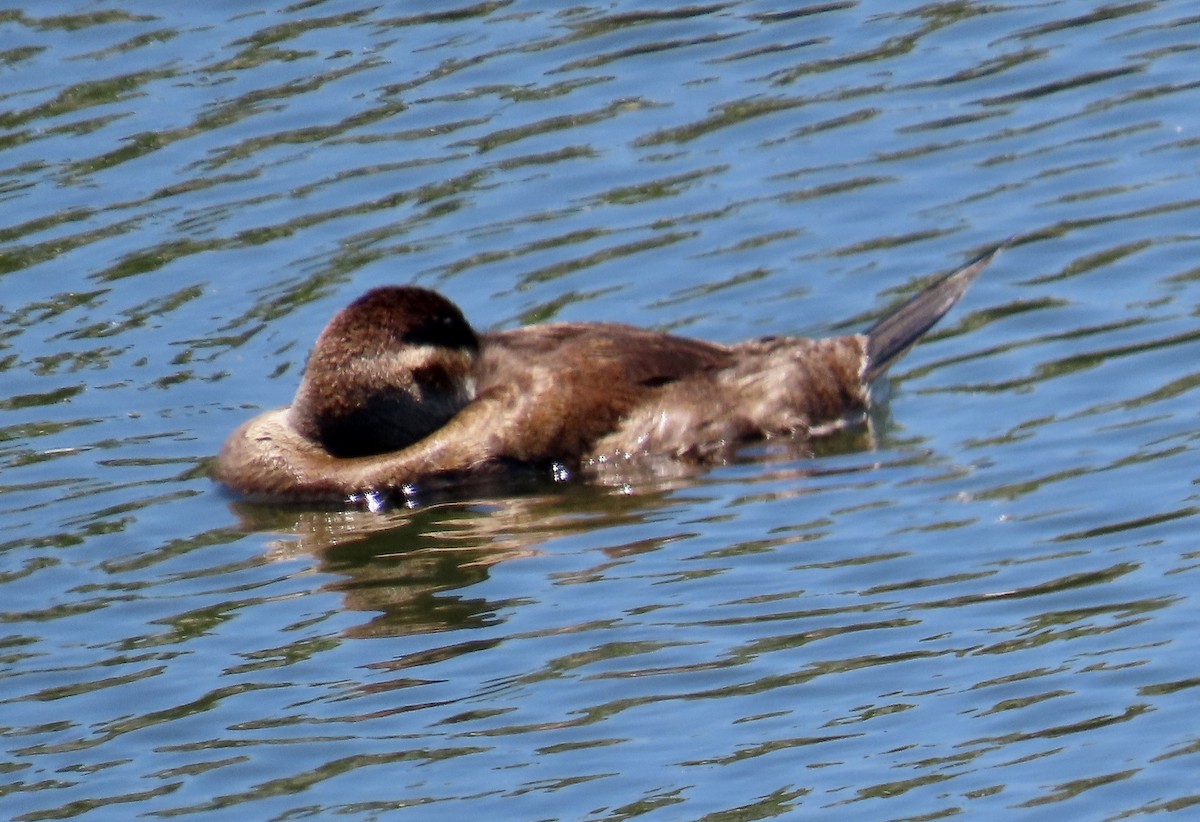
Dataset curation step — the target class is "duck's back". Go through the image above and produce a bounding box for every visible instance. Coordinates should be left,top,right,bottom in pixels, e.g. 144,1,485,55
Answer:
474,323,738,462
475,323,868,466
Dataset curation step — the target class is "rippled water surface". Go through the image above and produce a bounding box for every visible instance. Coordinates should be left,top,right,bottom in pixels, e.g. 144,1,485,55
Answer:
3,1,1200,819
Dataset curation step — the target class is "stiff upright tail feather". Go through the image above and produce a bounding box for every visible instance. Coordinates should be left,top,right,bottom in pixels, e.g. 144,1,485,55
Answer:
863,240,1007,383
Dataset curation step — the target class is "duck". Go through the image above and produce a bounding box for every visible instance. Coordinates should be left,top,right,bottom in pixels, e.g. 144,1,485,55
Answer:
215,244,1001,504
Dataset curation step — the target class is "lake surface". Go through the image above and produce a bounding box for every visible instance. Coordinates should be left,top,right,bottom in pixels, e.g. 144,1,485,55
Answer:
3,1,1199,819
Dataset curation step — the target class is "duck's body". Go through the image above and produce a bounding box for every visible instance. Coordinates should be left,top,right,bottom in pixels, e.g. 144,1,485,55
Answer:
216,246,1000,503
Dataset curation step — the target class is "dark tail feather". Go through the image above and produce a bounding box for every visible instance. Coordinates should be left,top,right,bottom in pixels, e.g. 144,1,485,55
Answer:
863,240,1007,382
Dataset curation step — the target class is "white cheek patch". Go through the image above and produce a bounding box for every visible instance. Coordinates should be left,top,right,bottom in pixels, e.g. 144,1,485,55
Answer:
375,345,479,423
384,344,442,376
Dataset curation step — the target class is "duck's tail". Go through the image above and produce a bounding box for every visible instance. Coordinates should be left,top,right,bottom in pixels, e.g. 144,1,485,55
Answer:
863,240,1007,382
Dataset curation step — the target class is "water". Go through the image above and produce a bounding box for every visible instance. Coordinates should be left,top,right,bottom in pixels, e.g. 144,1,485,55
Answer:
3,1,1199,819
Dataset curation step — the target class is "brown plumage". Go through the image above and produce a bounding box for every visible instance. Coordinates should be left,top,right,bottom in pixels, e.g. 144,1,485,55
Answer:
215,244,1001,503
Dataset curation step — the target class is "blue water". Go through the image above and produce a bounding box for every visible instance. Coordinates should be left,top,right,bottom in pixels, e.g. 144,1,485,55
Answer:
3,1,1200,819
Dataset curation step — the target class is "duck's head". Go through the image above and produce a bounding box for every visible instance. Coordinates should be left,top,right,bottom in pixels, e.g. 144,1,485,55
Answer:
289,286,480,458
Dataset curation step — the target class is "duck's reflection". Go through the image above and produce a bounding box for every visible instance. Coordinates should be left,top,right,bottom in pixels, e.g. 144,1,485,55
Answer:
228,478,688,637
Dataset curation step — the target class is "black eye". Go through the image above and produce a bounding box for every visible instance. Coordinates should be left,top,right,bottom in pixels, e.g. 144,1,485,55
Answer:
404,311,478,350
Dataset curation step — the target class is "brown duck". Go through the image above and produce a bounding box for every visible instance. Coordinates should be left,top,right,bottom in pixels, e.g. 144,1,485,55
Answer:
215,245,1001,503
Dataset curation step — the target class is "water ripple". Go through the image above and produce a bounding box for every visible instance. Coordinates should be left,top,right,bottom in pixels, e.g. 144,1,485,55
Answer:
3,1,1200,820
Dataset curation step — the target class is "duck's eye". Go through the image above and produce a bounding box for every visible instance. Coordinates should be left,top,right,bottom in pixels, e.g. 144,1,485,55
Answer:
404,312,476,349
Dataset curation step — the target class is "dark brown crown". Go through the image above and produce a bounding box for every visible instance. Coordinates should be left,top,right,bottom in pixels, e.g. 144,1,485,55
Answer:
322,286,480,357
